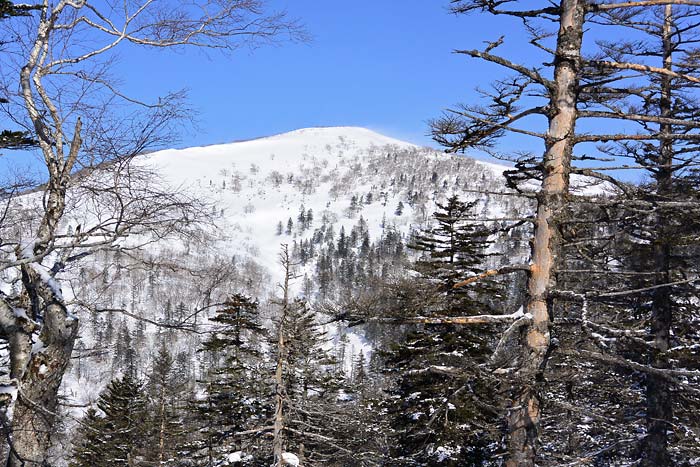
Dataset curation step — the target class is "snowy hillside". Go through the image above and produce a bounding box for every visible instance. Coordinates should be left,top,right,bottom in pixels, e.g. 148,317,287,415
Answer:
38,126,537,464
137,126,516,277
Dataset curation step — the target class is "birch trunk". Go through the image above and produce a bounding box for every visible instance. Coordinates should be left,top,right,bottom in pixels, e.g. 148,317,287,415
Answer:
505,2,584,465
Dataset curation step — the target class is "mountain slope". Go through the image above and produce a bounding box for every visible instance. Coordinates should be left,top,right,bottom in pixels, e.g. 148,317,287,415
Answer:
137,126,514,275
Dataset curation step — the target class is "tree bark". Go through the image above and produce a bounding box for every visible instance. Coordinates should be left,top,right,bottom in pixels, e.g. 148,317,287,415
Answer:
273,245,292,467
640,5,674,466
505,1,584,465
7,304,78,467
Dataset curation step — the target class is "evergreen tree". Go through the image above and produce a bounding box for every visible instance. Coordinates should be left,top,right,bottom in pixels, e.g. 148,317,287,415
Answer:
146,341,190,466
70,409,107,467
394,201,404,216
386,195,504,465
297,205,307,231
337,226,348,258
305,208,313,229
188,294,269,465
0,1,38,151
272,297,352,466
71,374,148,467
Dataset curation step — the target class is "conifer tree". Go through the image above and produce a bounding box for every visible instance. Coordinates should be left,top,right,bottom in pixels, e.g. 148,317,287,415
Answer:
189,294,269,465
146,341,190,466
385,195,504,465
0,1,37,152
71,374,148,467
69,409,107,467
272,246,362,466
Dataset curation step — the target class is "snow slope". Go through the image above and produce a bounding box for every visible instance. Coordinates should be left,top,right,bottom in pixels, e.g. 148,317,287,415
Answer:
136,126,515,278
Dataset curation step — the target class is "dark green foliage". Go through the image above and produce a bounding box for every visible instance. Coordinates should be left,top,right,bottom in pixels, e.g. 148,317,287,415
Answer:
186,294,270,465
0,130,36,150
144,341,191,465
69,409,106,467
273,298,364,465
70,374,148,467
386,195,504,465
0,2,38,151
0,1,39,18
410,195,491,295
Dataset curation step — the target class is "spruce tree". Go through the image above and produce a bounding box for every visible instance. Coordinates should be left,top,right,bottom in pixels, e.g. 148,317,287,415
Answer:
386,195,504,465
188,294,269,465
69,409,107,467
146,341,190,466
0,1,37,151
71,374,148,467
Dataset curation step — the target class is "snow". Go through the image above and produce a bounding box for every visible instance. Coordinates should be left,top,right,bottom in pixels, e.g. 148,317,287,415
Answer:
281,452,300,466
28,263,63,301
5,126,556,464
433,445,460,462
226,451,243,463
135,126,517,285
18,240,36,260
12,307,29,321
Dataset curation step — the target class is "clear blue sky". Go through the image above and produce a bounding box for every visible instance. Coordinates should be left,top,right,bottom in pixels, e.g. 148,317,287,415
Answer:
112,0,533,150
0,1,544,177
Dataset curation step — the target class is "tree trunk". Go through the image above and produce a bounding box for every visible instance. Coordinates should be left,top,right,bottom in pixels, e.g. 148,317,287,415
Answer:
273,327,285,467
273,245,292,467
7,304,77,467
159,385,166,466
640,6,674,466
505,1,584,465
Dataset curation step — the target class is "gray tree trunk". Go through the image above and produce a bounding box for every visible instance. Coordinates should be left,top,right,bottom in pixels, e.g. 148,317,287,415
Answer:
640,5,674,466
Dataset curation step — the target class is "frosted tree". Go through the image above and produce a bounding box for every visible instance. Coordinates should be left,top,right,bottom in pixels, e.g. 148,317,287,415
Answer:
0,1,302,464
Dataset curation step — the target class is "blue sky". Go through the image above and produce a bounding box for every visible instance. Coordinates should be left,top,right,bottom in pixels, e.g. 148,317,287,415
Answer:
112,0,534,150
0,1,548,176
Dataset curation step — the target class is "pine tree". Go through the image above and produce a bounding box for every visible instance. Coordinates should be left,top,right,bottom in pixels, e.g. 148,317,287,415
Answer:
297,206,306,231
337,226,348,258
0,1,37,151
146,341,190,466
305,208,313,229
69,409,107,467
188,294,269,465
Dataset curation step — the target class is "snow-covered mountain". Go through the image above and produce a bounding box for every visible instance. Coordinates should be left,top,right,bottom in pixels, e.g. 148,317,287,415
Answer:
136,126,517,274
42,126,537,464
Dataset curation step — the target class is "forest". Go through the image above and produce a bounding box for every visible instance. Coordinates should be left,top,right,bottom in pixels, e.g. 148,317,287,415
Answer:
0,1,699,466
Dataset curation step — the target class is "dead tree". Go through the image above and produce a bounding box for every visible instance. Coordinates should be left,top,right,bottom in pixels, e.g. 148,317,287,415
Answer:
432,2,586,464
558,5,700,464
272,244,294,467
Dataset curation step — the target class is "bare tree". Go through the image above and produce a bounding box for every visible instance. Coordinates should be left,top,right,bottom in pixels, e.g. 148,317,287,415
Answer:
0,1,302,465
